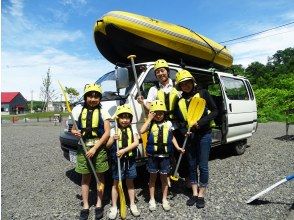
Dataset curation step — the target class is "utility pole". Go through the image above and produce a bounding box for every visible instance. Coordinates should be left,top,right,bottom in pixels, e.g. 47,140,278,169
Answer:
60,93,63,112
31,90,34,113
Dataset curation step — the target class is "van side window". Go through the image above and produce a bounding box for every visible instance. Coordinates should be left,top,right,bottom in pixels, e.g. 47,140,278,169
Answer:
221,76,249,100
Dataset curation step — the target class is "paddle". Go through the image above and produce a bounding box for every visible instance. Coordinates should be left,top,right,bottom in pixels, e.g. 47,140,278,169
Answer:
127,55,148,151
127,55,146,119
170,96,206,181
58,81,100,190
246,173,294,203
114,121,127,219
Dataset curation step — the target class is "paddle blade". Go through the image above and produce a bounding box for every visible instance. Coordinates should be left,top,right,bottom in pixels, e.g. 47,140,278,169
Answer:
170,175,179,181
187,97,206,127
118,181,127,219
58,81,72,113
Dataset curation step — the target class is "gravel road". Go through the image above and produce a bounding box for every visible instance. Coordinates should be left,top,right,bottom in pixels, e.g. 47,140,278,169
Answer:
1,122,293,220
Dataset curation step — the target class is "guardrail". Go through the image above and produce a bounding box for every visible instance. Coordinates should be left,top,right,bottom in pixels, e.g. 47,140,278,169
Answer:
1,114,65,126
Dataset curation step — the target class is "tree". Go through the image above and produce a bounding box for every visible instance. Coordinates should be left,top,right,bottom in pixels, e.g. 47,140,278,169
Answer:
40,68,57,111
65,87,80,103
231,64,245,76
245,62,268,86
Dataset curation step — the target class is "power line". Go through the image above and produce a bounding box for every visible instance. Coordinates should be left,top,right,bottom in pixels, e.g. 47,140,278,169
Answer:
220,21,294,44
226,29,294,46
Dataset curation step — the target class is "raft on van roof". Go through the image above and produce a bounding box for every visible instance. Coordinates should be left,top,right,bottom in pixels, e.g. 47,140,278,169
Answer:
94,11,233,69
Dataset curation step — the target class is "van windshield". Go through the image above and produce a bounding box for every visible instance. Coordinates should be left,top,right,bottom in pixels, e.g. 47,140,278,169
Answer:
95,70,129,101
95,65,147,101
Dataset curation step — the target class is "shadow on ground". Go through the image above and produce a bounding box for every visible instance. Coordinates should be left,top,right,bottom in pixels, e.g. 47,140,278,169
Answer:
274,135,294,141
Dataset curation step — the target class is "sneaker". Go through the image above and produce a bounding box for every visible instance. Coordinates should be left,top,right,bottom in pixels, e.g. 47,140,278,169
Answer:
95,207,104,220
130,204,140,217
79,209,89,220
108,206,118,219
196,197,205,209
149,199,156,211
186,196,198,206
162,200,171,211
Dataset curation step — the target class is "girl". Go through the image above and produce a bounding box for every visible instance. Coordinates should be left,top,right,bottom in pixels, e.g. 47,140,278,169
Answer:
71,83,110,220
140,100,184,212
106,104,140,219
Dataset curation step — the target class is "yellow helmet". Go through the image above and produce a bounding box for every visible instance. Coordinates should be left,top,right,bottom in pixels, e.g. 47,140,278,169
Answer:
150,100,167,112
115,104,133,118
154,59,169,71
175,69,195,85
84,83,102,96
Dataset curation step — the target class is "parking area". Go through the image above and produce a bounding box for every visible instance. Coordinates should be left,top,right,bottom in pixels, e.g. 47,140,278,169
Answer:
1,122,293,219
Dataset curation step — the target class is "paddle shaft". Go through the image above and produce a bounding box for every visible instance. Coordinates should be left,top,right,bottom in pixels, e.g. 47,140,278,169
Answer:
114,121,127,219
172,127,191,177
127,55,146,119
115,123,123,182
246,173,294,203
69,113,100,185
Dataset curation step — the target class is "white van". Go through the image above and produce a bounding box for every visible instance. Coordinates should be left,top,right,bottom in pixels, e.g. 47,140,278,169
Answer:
59,62,257,164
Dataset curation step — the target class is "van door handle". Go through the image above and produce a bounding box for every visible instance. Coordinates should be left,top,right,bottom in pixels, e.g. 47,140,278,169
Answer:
229,103,232,112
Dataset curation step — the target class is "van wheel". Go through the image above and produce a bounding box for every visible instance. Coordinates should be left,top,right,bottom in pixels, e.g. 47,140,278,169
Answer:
233,140,247,155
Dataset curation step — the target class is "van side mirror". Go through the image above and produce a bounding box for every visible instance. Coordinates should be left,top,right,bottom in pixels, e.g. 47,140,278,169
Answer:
116,67,129,89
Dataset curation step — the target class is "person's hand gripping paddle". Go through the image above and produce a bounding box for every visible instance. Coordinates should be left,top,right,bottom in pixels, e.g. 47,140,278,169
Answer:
170,96,206,181
114,120,127,219
58,81,101,191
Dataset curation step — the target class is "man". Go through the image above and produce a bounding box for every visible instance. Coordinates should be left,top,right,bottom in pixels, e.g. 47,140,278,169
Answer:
137,59,179,120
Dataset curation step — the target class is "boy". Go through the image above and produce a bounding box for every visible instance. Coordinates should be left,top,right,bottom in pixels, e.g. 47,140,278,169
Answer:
140,100,184,211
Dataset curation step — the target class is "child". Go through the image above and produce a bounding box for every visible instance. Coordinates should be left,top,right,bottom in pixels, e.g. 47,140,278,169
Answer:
106,104,141,219
71,83,111,220
140,100,184,211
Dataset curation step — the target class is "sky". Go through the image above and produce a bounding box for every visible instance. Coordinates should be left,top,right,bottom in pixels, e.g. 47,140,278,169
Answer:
1,0,294,101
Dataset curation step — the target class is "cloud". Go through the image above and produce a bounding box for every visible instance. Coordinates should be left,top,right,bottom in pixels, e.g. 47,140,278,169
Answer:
1,49,114,101
61,0,87,8
6,0,24,17
228,25,294,67
2,6,84,51
1,0,111,101
281,10,294,20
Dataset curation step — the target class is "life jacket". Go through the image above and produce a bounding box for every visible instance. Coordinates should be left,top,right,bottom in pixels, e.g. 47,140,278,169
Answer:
146,121,173,155
156,87,179,119
178,93,216,128
112,126,135,158
78,107,104,139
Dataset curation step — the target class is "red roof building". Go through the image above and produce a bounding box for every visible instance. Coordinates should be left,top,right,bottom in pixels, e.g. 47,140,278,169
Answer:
1,92,27,114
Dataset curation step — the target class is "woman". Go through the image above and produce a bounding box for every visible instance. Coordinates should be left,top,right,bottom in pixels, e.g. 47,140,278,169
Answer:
175,70,218,209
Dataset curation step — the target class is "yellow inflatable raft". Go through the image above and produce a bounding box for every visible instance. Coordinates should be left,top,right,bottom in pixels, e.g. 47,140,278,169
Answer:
94,11,233,69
